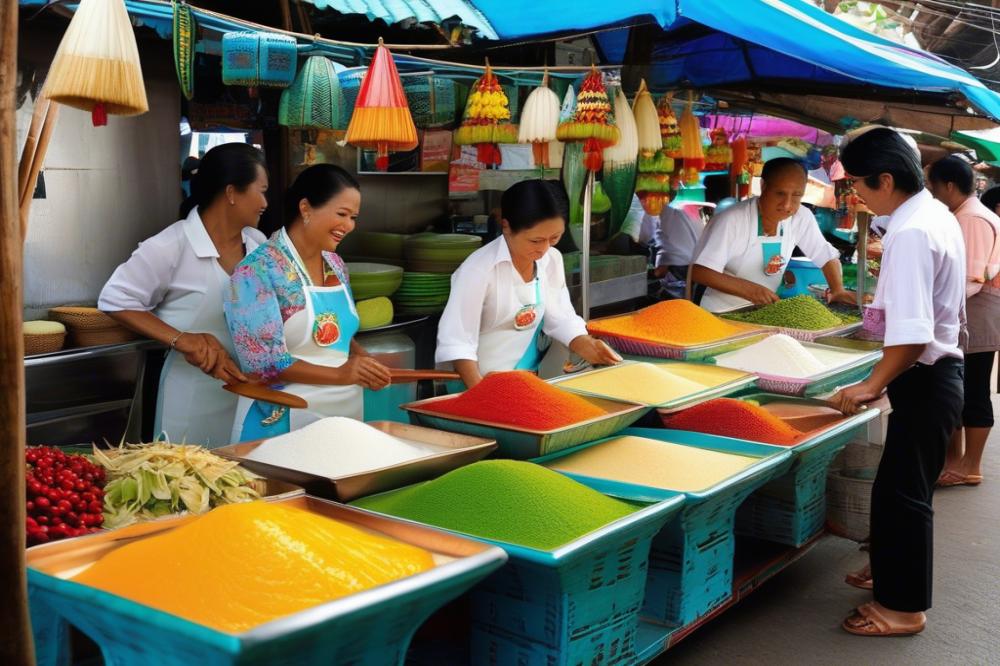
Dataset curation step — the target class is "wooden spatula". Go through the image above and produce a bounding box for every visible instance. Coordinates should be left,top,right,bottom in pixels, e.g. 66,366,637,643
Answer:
223,383,308,409
389,369,460,383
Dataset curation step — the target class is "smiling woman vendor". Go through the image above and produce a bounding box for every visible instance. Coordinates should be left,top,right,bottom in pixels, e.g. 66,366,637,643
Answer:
436,180,621,389
225,164,391,441
691,158,851,312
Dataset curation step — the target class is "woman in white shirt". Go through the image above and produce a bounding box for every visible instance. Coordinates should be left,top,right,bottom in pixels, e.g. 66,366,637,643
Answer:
834,128,966,638
436,180,620,389
99,143,269,447
691,158,852,312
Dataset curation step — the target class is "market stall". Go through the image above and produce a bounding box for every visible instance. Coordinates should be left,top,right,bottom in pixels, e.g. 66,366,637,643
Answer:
9,1,1000,665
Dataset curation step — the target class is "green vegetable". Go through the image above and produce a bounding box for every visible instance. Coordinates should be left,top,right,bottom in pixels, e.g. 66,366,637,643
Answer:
94,443,260,529
352,460,638,551
722,295,860,330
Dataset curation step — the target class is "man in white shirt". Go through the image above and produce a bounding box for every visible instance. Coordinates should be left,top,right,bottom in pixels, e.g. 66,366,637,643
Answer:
690,158,852,312
834,128,966,638
637,199,705,299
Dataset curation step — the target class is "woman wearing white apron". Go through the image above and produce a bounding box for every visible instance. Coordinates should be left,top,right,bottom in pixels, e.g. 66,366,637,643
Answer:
436,180,620,390
225,165,391,441
691,157,851,312
99,144,269,447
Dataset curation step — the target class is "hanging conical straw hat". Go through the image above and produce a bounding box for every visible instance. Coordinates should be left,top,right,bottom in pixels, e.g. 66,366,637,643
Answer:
43,0,149,123
345,38,417,170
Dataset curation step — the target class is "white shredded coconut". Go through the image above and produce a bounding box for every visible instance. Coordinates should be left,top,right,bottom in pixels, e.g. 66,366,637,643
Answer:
246,417,443,477
715,334,827,378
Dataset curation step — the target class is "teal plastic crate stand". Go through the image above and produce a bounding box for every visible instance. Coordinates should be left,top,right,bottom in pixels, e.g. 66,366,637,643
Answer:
28,498,506,666
730,394,880,546
356,487,683,666
536,428,793,627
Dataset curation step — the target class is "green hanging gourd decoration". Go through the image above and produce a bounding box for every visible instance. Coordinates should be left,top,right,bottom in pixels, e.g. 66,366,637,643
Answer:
172,1,196,101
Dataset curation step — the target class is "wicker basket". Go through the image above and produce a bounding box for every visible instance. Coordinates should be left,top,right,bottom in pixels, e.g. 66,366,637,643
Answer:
71,327,137,348
24,331,66,355
49,307,118,330
826,471,872,542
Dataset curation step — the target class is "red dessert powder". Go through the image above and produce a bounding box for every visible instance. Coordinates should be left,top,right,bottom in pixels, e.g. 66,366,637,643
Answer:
662,398,803,446
422,371,607,431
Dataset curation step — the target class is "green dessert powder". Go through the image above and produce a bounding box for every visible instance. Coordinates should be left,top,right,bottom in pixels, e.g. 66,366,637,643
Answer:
352,460,638,551
723,295,859,330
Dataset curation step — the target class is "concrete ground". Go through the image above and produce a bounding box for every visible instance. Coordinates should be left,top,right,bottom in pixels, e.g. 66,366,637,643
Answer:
654,397,1000,665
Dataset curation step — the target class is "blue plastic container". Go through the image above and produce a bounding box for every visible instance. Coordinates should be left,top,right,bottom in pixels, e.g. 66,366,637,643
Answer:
356,487,684,665
778,257,826,299
535,429,793,627
27,497,507,666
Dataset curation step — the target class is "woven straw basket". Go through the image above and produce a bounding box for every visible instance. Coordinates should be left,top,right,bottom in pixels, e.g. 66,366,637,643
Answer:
71,328,137,347
24,331,66,355
49,306,118,330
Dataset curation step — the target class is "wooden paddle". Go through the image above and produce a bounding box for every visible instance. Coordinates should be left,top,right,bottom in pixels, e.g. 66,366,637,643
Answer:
223,383,308,409
389,369,460,383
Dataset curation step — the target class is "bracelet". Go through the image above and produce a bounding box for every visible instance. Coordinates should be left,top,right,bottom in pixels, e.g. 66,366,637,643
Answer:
169,331,186,348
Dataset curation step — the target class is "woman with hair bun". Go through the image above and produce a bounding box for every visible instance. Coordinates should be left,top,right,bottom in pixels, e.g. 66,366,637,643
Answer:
225,164,391,442
99,143,269,447
436,179,621,389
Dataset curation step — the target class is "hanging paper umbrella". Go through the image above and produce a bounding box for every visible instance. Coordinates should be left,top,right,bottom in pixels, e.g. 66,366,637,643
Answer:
43,0,149,126
601,85,638,237
658,93,682,159
518,71,561,168
172,1,196,101
679,94,705,186
345,39,418,171
454,61,518,166
633,80,673,216
556,66,620,173
279,55,342,130
704,127,733,171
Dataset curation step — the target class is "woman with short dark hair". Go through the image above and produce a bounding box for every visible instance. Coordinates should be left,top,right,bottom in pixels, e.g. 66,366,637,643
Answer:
834,127,966,637
435,180,620,389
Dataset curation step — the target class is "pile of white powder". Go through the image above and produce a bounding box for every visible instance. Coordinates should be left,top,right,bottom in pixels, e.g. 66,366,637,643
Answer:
246,417,444,477
715,334,828,378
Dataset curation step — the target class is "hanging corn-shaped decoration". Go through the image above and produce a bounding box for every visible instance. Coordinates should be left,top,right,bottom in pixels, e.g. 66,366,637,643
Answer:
345,39,418,171
556,66,620,173
454,61,518,166
517,71,561,169
601,85,637,238
43,0,149,126
633,80,673,216
279,55,342,130
679,93,705,186
704,127,733,171
172,1,196,101
658,93,682,159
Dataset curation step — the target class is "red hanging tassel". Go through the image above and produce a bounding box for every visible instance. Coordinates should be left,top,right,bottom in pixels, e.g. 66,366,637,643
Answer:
583,137,603,172
477,143,502,167
532,142,548,169
91,103,108,127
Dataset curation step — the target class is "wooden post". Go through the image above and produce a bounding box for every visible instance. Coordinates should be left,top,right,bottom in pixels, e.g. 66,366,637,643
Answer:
0,0,35,663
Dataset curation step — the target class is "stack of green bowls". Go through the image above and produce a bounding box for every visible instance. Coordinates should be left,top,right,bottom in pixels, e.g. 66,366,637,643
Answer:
393,272,453,315
339,232,409,268
403,233,481,274
346,263,404,301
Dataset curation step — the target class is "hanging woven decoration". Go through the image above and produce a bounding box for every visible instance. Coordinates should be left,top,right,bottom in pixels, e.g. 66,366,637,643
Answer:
658,93,682,159
557,66,620,173
222,32,297,90
601,85,638,237
345,39,418,171
704,127,733,171
633,80,673,216
279,55,341,130
454,60,518,167
679,94,705,186
42,0,149,126
517,70,561,168
172,1,196,101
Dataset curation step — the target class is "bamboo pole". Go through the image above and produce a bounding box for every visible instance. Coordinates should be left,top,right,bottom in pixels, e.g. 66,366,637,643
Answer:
0,0,35,663
581,171,594,320
18,102,58,241
17,98,48,204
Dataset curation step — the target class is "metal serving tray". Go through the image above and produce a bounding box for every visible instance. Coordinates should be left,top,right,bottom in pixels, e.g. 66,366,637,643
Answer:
214,421,496,502
548,360,758,412
712,342,882,397
28,495,508,666
402,394,649,459
586,317,770,361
